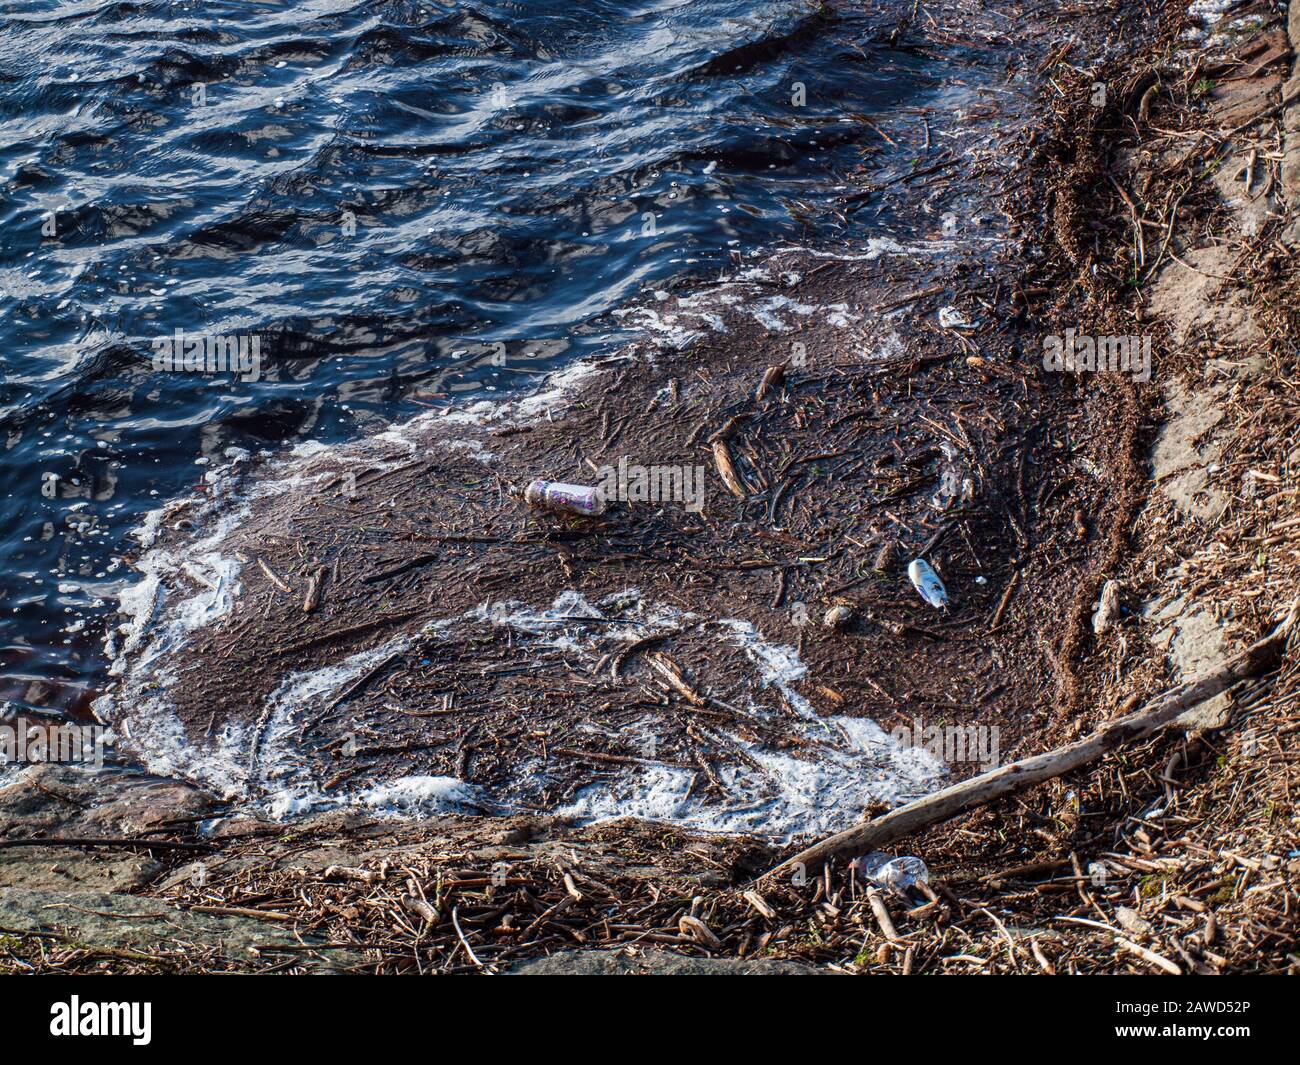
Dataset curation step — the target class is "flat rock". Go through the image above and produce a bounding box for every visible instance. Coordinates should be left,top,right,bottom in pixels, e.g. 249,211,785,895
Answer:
1168,610,1234,729
0,847,162,894
1147,244,1257,349
1150,380,1227,521
0,887,363,972
0,764,213,892
1145,601,1234,730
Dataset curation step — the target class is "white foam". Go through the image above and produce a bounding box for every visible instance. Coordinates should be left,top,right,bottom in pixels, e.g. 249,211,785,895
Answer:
358,775,482,816
96,452,290,792
747,294,816,332
778,237,956,261
1189,0,1237,23
611,305,705,349
617,285,859,343
559,708,943,839
445,439,498,464
560,610,945,839
105,573,945,835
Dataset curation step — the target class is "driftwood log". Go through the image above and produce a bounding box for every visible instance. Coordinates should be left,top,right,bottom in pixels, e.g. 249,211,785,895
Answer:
761,604,1297,883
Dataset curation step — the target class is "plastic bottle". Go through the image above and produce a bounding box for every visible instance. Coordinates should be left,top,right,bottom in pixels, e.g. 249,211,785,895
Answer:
854,852,930,894
823,604,854,629
523,479,607,516
907,558,948,609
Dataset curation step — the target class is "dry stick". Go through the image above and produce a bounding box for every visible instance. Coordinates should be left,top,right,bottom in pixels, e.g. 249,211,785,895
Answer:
755,364,786,402
866,887,900,942
256,557,293,595
302,567,325,613
712,439,747,498
742,890,777,919
989,568,1021,630
761,605,1296,883
1057,916,1181,975
184,904,295,922
450,905,486,970
648,652,706,706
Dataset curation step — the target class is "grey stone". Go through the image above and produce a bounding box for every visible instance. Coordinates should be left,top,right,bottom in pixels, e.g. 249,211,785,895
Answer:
0,887,363,973
0,764,214,892
1169,610,1234,729
1150,381,1227,521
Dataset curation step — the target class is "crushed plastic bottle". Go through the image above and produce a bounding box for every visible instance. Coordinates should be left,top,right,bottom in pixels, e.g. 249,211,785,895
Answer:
937,305,968,330
853,852,930,895
823,604,854,629
523,479,607,517
907,558,948,609
930,441,975,512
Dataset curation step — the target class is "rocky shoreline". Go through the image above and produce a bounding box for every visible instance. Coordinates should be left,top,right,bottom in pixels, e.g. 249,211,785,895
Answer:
3,0,1298,974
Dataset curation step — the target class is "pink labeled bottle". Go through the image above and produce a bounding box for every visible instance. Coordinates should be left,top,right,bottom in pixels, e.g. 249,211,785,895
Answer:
523,479,607,516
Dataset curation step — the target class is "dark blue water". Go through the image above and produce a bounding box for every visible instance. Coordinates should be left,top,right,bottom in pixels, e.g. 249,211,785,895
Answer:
0,0,962,710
